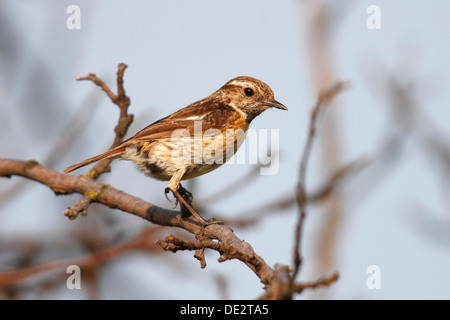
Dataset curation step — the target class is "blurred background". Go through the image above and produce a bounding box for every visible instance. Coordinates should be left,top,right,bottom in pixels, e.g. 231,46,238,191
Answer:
0,0,449,299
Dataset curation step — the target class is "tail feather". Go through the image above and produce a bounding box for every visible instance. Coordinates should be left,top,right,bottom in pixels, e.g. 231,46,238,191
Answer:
64,146,126,174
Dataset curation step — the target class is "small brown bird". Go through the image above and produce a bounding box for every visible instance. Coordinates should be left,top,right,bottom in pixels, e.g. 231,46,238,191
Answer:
64,76,287,224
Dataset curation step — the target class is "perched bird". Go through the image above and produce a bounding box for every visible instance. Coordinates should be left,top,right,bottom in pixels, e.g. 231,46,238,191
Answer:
64,76,287,224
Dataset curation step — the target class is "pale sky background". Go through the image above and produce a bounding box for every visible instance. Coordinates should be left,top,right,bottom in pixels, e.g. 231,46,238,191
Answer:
1,0,449,299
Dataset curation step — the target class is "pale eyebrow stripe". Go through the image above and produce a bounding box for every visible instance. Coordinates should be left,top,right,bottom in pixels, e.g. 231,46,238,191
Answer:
229,80,254,87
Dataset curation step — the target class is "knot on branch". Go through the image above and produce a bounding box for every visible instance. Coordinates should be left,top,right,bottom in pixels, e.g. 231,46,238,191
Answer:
114,114,134,137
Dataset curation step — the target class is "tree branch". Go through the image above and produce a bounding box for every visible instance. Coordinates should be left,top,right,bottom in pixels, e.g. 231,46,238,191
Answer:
0,159,279,288
0,158,340,297
292,81,348,282
65,63,133,219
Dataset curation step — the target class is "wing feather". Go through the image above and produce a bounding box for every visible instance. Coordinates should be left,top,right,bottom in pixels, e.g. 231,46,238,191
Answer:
121,99,241,144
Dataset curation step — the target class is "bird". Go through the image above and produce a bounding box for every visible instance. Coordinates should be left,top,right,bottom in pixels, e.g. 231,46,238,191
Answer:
64,76,287,225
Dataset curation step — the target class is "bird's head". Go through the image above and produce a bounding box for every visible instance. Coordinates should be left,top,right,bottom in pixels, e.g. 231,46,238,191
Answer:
218,76,287,122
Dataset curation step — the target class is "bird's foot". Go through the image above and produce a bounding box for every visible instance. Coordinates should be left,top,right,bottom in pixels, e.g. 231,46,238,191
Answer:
178,184,193,204
165,186,222,228
165,184,193,208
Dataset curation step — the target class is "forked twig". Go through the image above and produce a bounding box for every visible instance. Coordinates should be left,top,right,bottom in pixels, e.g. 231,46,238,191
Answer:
64,63,133,220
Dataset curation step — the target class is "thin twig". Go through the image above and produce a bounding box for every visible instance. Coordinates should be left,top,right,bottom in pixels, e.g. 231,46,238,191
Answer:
76,63,132,179
291,81,348,283
293,271,339,294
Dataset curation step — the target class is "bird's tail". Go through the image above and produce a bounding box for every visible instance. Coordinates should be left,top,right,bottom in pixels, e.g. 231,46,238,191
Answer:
63,146,126,173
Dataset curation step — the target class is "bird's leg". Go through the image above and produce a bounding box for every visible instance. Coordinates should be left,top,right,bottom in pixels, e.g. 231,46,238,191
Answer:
166,170,222,227
166,169,203,222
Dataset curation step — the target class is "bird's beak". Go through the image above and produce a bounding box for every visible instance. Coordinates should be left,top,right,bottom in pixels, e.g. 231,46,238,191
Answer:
266,99,288,110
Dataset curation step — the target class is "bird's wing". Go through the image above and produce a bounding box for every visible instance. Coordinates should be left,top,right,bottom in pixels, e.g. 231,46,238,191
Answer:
122,99,241,144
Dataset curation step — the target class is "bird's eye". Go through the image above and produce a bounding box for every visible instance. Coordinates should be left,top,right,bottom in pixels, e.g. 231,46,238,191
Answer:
244,88,254,97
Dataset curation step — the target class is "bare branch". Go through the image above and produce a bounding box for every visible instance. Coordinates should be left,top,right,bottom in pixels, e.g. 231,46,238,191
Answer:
292,81,348,282
75,63,132,179
292,271,339,294
0,158,337,297
66,63,133,219
0,159,277,288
